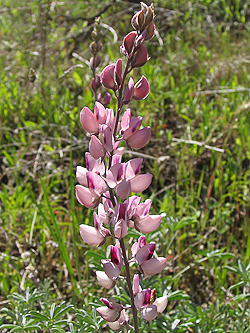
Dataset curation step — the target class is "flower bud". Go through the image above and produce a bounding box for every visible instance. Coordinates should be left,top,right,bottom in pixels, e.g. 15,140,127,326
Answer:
133,75,150,100
131,45,148,68
90,56,101,70
91,74,101,92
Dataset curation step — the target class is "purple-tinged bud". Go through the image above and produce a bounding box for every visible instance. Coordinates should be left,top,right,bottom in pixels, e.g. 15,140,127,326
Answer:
98,92,112,106
90,56,101,70
131,45,148,68
89,41,103,54
144,3,154,27
123,77,134,104
91,75,101,92
131,11,140,31
115,58,123,86
133,75,150,100
101,64,118,91
123,31,137,56
145,21,155,41
110,245,124,268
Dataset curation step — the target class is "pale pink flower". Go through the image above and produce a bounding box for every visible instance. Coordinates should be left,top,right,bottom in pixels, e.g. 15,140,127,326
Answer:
101,245,124,279
80,101,106,135
108,310,128,331
75,171,106,208
96,271,116,289
79,212,110,247
97,298,123,322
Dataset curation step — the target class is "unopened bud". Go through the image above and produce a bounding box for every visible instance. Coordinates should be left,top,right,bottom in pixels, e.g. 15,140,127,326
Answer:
90,56,101,70
144,3,154,26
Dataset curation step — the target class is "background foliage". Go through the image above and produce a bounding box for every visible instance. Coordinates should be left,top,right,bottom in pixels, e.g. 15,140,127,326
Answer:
0,0,249,332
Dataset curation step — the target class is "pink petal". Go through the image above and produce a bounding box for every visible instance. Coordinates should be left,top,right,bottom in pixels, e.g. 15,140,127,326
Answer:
122,116,142,140
101,64,117,90
130,173,152,193
106,163,124,188
80,107,99,134
135,214,162,233
141,257,167,276
126,126,151,149
101,259,121,279
125,158,143,180
96,306,121,322
115,58,123,86
85,152,105,175
96,271,116,289
79,224,105,247
133,75,150,100
121,108,131,132
123,31,137,55
134,289,151,309
135,242,156,265
131,235,146,256
76,166,88,187
140,305,157,321
114,219,128,239
133,274,142,296
94,101,106,125
75,185,96,208
87,171,106,197
123,77,134,104
111,245,124,268
116,179,131,199
103,126,114,152
89,135,105,159
153,295,168,313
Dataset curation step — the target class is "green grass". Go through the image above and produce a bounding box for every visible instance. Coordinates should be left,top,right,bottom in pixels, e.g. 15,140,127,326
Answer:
0,0,250,332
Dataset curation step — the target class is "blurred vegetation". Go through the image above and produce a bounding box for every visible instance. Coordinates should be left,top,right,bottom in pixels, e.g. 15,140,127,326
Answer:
0,0,249,332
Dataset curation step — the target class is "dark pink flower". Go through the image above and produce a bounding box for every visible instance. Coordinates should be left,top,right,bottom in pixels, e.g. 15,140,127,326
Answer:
101,64,117,90
131,45,148,68
133,75,150,100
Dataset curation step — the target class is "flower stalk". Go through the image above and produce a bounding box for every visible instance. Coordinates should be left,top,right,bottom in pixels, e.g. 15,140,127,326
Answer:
75,3,168,332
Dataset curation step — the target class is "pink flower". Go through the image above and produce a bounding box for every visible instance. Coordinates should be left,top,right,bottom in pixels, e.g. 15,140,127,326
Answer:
108,310,128,331
101,245,124,279
133,276,168,321
96,271,116,289
132,237,167,276
106,158,152,199
80,101,106,135
79,212,110,247
121,109,151,149
75,171,106,208
100,64,117,90
97,298,123,322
